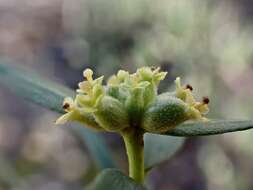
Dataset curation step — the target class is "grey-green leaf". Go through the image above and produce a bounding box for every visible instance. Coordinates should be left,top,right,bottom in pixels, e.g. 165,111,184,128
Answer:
144,134,184,171
165,120,253,136
85,169,146,190
144,120,253,170
0,62,74,113
0,62,116,169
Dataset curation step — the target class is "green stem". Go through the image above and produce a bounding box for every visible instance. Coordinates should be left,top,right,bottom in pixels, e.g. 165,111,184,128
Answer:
121,129,144,184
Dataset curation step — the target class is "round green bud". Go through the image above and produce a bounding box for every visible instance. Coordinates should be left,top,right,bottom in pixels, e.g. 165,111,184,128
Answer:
141,96,188,133
94,96,130,132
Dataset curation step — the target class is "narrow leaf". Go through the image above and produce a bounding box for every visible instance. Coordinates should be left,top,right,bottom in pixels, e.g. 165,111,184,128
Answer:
0,62,116,169
0,63,74,113
144,134,184,171
85,169,146,190
165,120,253,136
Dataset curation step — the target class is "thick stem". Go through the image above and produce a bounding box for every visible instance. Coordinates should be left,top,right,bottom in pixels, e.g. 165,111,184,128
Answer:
121,129,144,184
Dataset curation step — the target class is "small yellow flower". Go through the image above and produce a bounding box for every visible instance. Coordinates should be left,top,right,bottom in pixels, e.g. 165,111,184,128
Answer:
175,77,209,121
136,67,167,85
55,68,105,127
55,97,77,125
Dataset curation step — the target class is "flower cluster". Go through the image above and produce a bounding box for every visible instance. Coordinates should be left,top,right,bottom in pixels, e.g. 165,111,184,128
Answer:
56,67,209,133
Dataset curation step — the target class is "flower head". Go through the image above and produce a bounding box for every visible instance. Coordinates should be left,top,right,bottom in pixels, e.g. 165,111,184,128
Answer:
56,67,210,133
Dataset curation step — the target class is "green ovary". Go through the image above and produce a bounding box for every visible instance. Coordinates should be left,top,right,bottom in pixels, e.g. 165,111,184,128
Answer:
141,96,188,133
94,96,130,132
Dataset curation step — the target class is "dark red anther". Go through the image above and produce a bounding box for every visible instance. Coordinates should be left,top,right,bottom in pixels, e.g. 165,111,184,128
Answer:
63,103,70,109
186,84,193,91
202,96,210,104
150,66,157,71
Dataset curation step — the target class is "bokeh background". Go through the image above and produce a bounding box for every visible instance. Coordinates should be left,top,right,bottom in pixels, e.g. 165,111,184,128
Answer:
0,0,253,189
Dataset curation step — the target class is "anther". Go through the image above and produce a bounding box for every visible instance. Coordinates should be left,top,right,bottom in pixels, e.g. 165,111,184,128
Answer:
186,84,193,91
150,66,156,71
202,96,210,104
63,103,70,109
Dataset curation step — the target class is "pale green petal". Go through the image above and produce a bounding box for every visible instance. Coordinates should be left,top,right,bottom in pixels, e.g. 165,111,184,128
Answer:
55,111,74,125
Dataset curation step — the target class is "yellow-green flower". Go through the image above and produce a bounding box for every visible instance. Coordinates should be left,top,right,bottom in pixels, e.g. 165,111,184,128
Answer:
175,77,209,121
56,67,209,133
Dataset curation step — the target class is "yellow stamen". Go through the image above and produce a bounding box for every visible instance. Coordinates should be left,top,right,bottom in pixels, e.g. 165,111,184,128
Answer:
83,68,93,82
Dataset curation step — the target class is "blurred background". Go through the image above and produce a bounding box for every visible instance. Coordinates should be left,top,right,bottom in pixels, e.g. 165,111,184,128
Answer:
0,0,253,189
